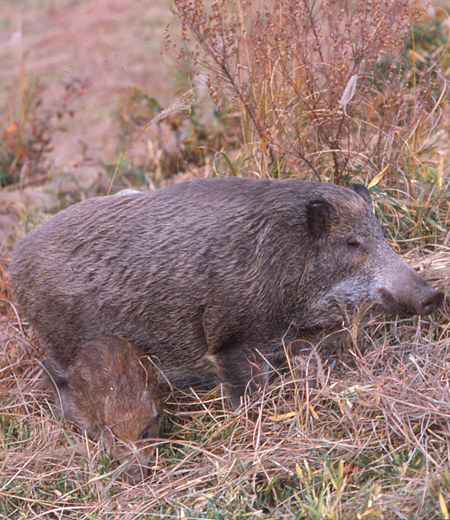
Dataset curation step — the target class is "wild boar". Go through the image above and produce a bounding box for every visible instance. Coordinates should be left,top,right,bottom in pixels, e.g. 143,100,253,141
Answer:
44,335,163,484
10,178,444,405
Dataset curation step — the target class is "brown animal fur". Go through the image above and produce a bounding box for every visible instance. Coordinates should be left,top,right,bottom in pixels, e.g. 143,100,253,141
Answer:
10,178,444,405
44,336,163,484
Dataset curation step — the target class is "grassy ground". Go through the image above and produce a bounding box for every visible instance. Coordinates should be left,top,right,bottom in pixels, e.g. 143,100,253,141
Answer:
1,0,450,518
0,266,449,519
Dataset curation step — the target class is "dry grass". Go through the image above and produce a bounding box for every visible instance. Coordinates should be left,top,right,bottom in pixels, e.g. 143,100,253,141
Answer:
0,251,449,519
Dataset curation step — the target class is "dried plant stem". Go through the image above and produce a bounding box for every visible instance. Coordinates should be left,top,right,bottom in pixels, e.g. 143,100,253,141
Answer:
107,89,195,195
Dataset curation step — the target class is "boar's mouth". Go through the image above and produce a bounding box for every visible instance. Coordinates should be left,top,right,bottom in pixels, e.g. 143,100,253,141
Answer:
379,288,444,318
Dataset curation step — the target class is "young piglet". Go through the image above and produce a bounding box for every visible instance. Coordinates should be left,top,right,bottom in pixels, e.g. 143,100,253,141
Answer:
44,335,163,484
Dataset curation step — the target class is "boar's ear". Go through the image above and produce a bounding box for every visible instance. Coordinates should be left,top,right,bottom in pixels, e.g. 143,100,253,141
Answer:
306,199,335,243
350,183,372,206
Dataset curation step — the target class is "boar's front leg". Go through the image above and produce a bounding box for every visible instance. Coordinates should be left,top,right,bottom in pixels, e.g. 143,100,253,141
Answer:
211,342,271,407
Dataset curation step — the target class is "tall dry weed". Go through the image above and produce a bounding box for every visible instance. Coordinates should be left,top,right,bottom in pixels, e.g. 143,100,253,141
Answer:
170,0,448,184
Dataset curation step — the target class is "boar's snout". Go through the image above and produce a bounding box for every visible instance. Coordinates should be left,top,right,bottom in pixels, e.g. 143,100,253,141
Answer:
417,289,444,316
375,250,445,318
380,284,444,318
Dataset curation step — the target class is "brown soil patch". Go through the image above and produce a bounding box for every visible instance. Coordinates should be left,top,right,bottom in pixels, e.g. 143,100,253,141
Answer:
0,0,177,162
0,0,180,248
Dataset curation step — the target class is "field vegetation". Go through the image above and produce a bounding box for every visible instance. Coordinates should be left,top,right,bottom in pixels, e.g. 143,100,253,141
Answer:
1,0,450,518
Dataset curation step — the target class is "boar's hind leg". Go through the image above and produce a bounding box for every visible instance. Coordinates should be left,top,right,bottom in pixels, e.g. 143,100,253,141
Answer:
212,344,270,407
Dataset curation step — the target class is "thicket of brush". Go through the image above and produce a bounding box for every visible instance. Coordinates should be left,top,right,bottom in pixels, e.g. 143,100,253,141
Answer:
1,0,450,518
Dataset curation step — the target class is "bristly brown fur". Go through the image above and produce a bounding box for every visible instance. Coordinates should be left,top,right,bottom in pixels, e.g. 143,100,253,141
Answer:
9,178,443,405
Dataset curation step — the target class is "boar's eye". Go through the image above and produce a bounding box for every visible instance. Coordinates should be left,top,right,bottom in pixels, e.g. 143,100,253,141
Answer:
347,239,363,251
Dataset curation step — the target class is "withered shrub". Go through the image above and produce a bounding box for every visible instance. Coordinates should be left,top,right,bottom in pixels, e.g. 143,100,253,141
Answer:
171,0,447,184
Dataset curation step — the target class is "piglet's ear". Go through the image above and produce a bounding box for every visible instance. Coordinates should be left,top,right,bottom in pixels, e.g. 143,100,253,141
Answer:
350,183,372,206
306,199,335,243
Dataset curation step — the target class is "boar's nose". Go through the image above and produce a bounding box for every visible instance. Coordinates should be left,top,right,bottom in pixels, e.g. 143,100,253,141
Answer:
418,290,445,316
